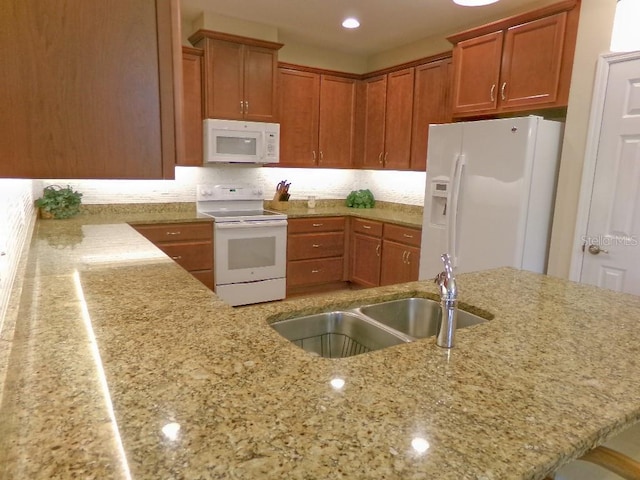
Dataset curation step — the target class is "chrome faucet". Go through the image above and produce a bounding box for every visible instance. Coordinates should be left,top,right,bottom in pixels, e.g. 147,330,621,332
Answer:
434,253,458,348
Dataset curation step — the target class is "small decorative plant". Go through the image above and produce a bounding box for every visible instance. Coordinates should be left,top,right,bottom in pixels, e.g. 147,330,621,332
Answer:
346,189,375,208
35,185,83,219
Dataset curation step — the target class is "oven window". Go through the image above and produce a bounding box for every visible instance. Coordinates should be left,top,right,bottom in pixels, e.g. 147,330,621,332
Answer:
228,236,276,269
217,136,257,156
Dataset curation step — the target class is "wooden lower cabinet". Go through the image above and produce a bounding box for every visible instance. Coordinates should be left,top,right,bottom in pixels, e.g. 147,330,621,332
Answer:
131,221,214,290
286,217,348,295
350,219,383,287
350,219,421,288
380,223,422,285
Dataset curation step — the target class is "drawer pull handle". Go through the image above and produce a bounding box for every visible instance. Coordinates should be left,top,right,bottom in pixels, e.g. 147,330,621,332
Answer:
403,233,413,238
166,231,181,236
171,255,182,260
312,244,321,248
362,225,372,229
311,269,321,273
312,223,323,227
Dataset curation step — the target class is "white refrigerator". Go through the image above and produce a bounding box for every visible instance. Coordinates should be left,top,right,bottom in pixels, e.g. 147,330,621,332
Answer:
418,116,564,280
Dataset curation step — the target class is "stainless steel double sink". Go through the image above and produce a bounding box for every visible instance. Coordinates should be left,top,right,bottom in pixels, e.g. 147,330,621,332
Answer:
270,297,489,358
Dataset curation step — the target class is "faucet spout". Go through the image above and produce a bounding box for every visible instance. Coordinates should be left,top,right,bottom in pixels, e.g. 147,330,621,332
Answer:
434,253,458,348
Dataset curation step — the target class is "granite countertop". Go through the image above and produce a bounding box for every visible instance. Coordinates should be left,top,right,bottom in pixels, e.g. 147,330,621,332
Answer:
1,208,640,479
266,199,424,228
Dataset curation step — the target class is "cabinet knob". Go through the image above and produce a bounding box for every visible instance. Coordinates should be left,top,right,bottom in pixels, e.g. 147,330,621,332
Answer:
490,84,496,102
312,223,323,227
376,244,381,257
166,231,181,236
171,255,182,260
311,269,321,273
312,244,321,248
362,224,372,229
403,233,413,239
500,82,507,101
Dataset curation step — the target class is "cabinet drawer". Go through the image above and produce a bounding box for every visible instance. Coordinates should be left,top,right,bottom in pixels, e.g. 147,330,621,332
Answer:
288,257,344,287
133,222,212,243
287,216,345,234
383,223,421,248
288,232,344,261
352,218,383,237
157,241,213,272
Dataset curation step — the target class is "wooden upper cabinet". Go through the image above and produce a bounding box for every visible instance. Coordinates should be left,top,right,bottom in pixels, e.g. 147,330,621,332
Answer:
278,65,356,168
0,0,181,179
451,31,503,115
448,0,580,118
179,47,204,167
410,58,452,172
189,30,283,122
361,75,388,169
279,68,320,167
360,68,415,170
318,75,356,168
500,13,567,110
384,68,415,170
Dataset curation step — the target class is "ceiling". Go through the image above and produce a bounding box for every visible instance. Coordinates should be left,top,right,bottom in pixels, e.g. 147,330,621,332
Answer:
180,0,556,56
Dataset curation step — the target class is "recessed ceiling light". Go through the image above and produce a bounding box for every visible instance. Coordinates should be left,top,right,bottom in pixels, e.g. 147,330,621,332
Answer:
453,0,499,6
342,17,360,29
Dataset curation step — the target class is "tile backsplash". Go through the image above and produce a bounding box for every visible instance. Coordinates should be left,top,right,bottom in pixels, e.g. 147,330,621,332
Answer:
38,166,427,206
0,179,35,329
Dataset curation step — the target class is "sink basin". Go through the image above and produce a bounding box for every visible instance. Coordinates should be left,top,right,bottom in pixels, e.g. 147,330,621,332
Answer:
357,297,487,339
270,311,409,358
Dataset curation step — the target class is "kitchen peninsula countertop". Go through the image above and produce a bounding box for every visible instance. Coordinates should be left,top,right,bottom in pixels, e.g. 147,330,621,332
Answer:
1,208,640,479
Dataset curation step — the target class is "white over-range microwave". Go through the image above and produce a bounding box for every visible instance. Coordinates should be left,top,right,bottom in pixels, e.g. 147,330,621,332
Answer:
203,119,280,164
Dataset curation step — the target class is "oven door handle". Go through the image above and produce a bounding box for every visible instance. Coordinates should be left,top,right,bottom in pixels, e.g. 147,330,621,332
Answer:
215,220,288,229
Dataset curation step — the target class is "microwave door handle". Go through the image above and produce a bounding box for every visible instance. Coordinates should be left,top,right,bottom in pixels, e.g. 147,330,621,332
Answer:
261,131,266,161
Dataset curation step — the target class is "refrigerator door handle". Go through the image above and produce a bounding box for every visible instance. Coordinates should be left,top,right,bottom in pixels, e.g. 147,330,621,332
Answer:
447,154,466,267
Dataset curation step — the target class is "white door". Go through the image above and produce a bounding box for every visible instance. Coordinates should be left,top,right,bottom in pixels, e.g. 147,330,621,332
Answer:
574,52,640,295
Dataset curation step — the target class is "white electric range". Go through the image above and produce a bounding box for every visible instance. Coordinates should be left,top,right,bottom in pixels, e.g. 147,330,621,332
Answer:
197,184,287,306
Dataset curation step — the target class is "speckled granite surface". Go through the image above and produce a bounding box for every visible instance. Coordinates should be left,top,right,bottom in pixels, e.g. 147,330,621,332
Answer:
1,209,639,479
266,199,423,228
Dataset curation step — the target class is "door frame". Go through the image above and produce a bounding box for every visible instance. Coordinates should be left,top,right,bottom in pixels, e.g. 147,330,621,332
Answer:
569,50,640,281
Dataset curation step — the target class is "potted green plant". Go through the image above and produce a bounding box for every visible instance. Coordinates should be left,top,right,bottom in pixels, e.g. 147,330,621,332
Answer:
35,185,83,219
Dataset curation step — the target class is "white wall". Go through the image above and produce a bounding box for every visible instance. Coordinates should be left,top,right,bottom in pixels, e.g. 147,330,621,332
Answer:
0,179,35,331
39,166,427,206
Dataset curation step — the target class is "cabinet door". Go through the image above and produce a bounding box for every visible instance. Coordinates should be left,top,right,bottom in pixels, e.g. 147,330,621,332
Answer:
361,75,387,169
351,233,381,287
411,58,452,172
318,75,356,168
203,39,244,120
380,240,407,286
244,45,278,122
451,31,503,116
404,245,420,283
499,13,567,111
180,48,204,167
0,0,179,179
383,68,415,170
380,240,420,286
278,69,320,167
